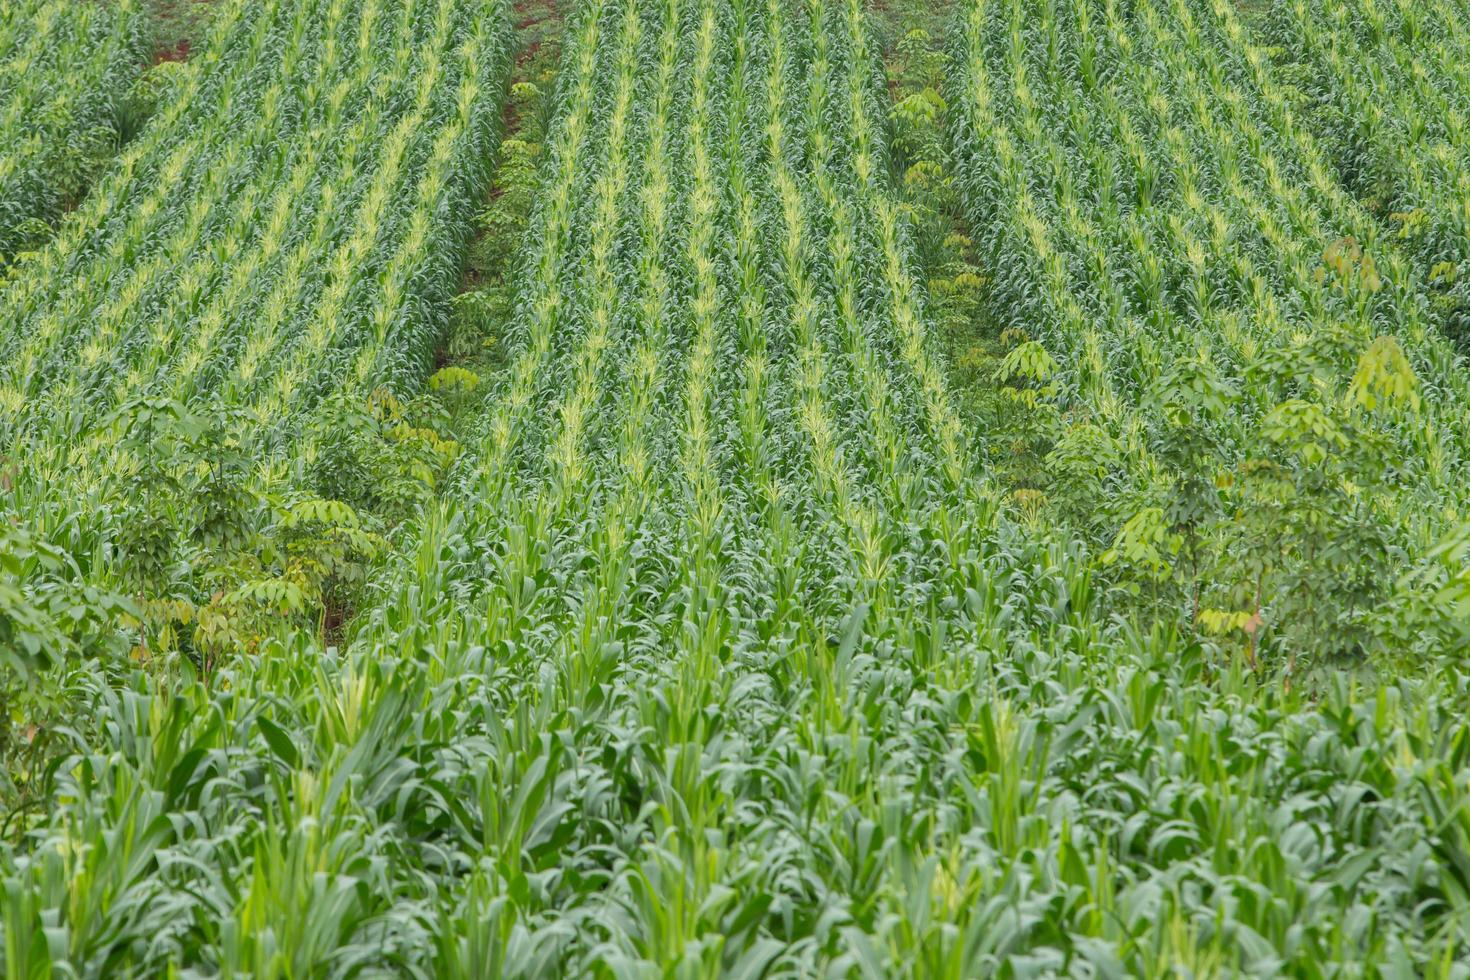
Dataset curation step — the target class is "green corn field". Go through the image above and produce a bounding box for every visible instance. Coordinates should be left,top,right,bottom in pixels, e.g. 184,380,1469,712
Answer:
2,0,1470,974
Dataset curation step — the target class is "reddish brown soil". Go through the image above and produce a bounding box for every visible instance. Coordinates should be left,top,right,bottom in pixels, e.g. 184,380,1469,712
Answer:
500,1,562,136
153,39,190,64
458,0,564,297
148,0,216,65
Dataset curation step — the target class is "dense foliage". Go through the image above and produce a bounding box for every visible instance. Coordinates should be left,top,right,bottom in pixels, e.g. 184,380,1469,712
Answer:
0,0,513,675
1,0,1469,976
0,0,150,265
951,0,1470,671
1266,0,1470,345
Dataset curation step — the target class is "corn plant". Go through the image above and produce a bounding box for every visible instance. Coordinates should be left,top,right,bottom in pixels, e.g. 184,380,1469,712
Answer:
0,0,515,667
0,0,149,265
1265,0,1470,345
949,0,1470,666
2,0,1470,976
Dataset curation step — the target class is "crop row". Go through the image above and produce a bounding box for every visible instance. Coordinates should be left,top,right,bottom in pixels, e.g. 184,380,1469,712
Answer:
951,0,1470,662
1,0,1018,970
1266,0,1470,343
0,0,149,263
0,0,514,665
5,0,1470,975
0,0,508,443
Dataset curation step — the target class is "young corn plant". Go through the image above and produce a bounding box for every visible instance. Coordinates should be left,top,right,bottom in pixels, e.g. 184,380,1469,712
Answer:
0,0,150,265
0,0,516,672
950,0,1470,673
3,0,1470,977
1266,0,1470,346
